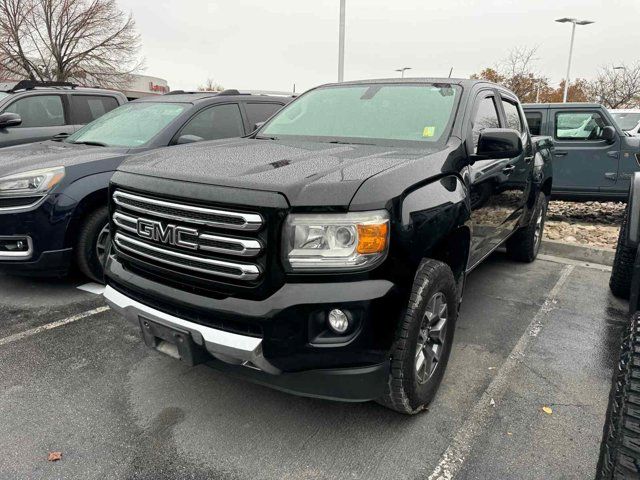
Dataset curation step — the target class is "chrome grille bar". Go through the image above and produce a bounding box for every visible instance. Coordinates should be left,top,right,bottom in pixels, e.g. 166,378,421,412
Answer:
114,233,261,281
113,190,263,231
113,211,262,257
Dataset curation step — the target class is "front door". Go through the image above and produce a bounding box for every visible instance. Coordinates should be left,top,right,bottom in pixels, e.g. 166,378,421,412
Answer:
550,109,620,195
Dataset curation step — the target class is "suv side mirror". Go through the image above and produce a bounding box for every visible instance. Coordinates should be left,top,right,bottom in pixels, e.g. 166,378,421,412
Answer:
601,125,616,143
474,128,523,160
0,112,22,129
176,134,203,145
252,121,265,132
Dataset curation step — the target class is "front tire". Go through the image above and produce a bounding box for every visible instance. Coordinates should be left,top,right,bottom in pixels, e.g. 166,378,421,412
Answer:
76,206,110,283
377,259,458,414
597,312,640,479
610,203,636,300
506,191,547,263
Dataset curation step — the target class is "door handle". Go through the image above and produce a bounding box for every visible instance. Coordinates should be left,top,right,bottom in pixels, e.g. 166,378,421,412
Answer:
502,165,516,175
605,172,617,181
608,151,620,159
524,155,534,164
554,151,568,157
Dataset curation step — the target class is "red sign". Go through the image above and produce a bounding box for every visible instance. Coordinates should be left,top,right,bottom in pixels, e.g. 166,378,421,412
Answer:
149,82,169,93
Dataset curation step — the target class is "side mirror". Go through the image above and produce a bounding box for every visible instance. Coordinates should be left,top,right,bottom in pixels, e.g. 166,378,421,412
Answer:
474,128,523,160
601,125,616,143
252,122,265,132
176,134,203,145
0,112,22,129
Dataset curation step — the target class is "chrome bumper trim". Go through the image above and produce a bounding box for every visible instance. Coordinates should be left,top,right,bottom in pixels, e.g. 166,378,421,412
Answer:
0,235,33,260
104,285,279,373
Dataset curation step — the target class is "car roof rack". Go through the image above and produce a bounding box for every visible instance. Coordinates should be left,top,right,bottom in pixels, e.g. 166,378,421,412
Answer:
8,80,78,92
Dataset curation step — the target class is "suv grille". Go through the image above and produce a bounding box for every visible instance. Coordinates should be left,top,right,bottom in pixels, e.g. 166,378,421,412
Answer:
111,189,266,284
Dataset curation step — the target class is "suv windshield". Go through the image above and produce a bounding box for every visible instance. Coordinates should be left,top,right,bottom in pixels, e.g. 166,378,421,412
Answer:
261,83,460,145
66,102,187,147
611,112,640,131
0,92,9,101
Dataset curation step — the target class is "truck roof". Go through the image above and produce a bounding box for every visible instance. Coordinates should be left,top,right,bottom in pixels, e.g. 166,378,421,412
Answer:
319,77,499,88
522,102,602,109
133,89,296,104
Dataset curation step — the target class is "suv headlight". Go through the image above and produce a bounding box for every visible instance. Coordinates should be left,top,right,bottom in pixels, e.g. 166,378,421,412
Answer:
282,210,390,271
0,166,65,196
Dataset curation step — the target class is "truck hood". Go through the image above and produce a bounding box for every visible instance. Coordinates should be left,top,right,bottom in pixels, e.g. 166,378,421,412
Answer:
119,138,445,207
0,140,130,178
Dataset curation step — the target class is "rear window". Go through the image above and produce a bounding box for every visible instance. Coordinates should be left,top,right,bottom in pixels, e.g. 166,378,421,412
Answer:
525,111,542,136
245,102,283,128
70,95,120,124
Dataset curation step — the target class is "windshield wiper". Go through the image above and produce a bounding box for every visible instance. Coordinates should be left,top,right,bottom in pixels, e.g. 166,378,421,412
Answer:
327,140,375,146
254,135,278,140
72,140,108,147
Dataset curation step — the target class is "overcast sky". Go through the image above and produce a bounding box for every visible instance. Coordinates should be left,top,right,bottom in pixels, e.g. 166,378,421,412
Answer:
120,0,638,93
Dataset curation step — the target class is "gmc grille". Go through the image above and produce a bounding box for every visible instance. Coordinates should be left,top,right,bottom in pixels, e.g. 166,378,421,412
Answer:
111,189,266,284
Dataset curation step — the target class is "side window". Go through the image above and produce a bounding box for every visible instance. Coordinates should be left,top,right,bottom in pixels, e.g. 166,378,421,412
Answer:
502,99,523,132
555,111,608,141
3,95,65,127
245,102,283,128
70,95,119,124
472,96,500,149
525,112,543,136
180,103,244,141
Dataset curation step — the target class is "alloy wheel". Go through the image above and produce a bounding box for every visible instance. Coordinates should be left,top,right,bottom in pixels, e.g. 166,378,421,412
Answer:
415,292,449,384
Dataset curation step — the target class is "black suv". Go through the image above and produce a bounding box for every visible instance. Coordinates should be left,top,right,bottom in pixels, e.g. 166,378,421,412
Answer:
104,78,553,413
0,80,126,147
0,90,292,281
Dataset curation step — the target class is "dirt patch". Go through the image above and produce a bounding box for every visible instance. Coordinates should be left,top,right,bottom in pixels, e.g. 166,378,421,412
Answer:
544,201,625,250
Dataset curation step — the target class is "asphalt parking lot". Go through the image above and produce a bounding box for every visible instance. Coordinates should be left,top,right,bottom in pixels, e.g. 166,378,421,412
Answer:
0,252,628,480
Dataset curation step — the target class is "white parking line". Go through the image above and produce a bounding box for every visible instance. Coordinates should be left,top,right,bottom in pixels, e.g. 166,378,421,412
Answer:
0,306,110,347
427,264,575,480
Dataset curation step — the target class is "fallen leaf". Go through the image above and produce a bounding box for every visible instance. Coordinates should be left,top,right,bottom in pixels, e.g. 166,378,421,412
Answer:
542,406,553,415
490,398,496,407
48,452,62,462
507,432,513,436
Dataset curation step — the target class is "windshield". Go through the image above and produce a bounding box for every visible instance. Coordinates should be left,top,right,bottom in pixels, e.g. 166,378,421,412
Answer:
261,83,460,145
611,112,640,131
66,102,188,147
0,92,9,101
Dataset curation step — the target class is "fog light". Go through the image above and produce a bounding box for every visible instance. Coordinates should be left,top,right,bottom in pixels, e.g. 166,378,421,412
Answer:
328,309,349,334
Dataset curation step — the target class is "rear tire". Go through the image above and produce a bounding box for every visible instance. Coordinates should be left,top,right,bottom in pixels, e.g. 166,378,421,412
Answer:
76,206,110,283
506,192,547,263
597,312,640,479
377,259,458,414
610,203,636,300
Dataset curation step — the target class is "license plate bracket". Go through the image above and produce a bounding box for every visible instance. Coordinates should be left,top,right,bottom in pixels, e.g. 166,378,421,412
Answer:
138,316,207,366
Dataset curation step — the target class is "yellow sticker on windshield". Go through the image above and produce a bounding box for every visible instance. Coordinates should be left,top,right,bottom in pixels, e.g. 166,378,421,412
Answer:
422,126,435,137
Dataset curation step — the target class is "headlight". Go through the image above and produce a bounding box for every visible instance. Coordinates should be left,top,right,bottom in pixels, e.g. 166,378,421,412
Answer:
282,210,390,271
0,166,65,196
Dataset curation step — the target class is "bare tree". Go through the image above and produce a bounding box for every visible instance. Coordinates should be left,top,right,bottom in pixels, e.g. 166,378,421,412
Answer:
472,46,548,102
197,78,224,92
0,0,142,89
590,63,640,108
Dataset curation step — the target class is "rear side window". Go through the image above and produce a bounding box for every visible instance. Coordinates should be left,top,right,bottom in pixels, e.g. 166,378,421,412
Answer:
180,103,244,141
555,111,609,141
472,96,500,148
245,102,283,128
3,95,65,127
502,100,523,132
70,95,119,124
525,111,543,136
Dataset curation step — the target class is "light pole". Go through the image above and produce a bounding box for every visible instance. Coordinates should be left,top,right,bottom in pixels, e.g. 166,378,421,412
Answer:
556,17,594,103
338,0,345,82
395,67,411,78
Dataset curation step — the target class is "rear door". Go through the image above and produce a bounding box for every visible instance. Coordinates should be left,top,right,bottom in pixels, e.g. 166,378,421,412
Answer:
550,108,620,195
0,93,72,147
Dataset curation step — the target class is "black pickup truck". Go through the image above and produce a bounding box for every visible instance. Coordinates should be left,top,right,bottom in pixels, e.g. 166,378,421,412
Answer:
104,78,553,414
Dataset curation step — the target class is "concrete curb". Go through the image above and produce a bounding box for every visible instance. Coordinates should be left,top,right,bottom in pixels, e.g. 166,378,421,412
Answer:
540,239,614,266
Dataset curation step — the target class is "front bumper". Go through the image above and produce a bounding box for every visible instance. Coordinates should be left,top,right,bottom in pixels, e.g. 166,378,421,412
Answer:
104,284,390,401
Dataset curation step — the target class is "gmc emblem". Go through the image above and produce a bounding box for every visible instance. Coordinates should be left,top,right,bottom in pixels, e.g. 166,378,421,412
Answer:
136,218,198,250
